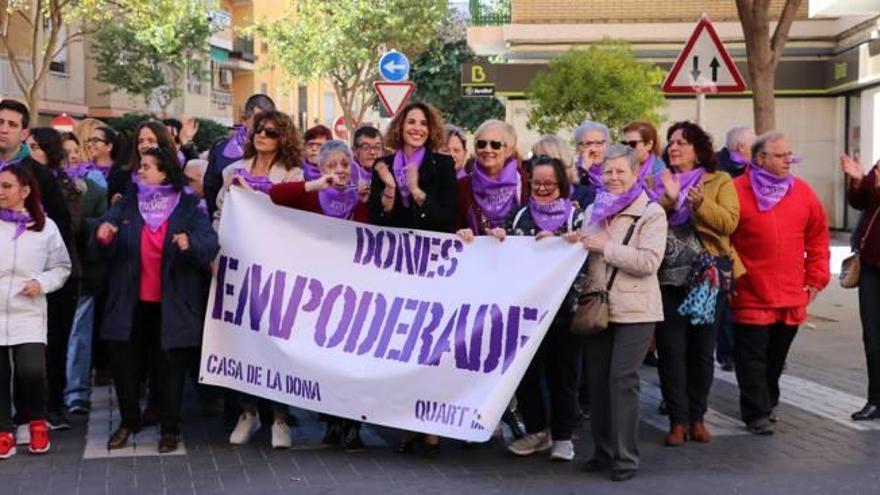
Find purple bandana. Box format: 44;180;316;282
0;208;32;239
729;150;749;169
590;182;644;226
577;156;603;189
318;184;359;219
222;125;248;160
301;159;322;181
137;183;180;232
749;164;793;212
0;157;22;171
469;157;520;231
176;149;186;166
353;161;372;185
639;155;659;200
651;168;705;226
393;147;426;207
233;167;273;194
529;197;572;232
456;166;468;179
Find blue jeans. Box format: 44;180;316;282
64;296;95;406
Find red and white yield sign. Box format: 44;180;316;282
662;16;746;94
374;81;416;116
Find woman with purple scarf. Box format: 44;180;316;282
0;164;71;459
458;156;583;461
214;111;304;230
652;121;742;447
454;120;527;241
579;144;667;481
573;120;610;193
302;125;333;182
93;147;218;454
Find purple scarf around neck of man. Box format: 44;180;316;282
392;147;426;207
469;157;520;231
749;164;793;212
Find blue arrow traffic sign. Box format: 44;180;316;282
378;50;410;82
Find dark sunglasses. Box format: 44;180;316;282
620;140;643;148
476;139;504;151
255;126;281;139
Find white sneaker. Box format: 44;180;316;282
507;431;551;456
229;413;261;445
271;421;291;449
550;440;575;461
15;424;29;446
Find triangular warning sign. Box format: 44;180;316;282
374;81;416;116
662;16;746;94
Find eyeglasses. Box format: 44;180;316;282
760;151;801;164
357;144;383;153
86;137;108;145
255;126;281;139
530;180;558;190
577;140;605;149
621;140;643;148
476;139;504;151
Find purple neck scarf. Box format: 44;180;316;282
301;159;322;181
233;167;273;195
176;149;186;166
469;158;520;231
318;184;359;219
590;182;644;226
729;150;749;169
577;156;603;189
0;208;32;239
222;125;248;160
393;147;426;207
456;165;468;179
749;164;793;212
353;161;372;185
529;197;572;232
137;183;180;232
640;155;659;201
651;168;705;227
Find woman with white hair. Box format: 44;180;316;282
455;119;528;241
573;120;610;191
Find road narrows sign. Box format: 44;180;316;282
663;16;746;94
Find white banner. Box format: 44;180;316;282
200;189;586;441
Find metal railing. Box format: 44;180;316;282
230;38;255;63
469;0;511;26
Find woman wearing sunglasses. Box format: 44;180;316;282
454;120;528;241
214;111;303;229
369;101;458;234
621;120;666;186
215;110;303;449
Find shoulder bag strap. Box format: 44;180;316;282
859;205;880;251
605;216;641;291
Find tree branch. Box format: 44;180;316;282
770;0;802;65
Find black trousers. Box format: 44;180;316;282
655;286;720;425
109;302;195;435
585;322;654;471
734;322;798;424
516;320;583;441
1;344;47;433
46;278;78;413
859;265;880;405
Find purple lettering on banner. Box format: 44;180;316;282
356;293;387;355
418;236;431;276
272;275;308;340
437;239;462;277
353;227;364;264
503;306;521;374
343;291;374;353
453;304;478;371
233;266;251;325
301;279;325;312
388;300;430;362
212;255;229;320
248;264;275;331
482;305;505;373
416;303;443;365
394;233;415;274
268;271;286;337
316;285;356;348
373;297;405;358
424;309;457;366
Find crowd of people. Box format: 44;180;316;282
0;92;877;483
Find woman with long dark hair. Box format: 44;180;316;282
108;121;177;205
95;147;218;453
0;164;71;459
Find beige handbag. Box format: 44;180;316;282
570;217;640;335
841;207;880;289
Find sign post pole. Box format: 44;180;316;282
696;93;706;126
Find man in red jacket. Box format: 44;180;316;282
730;131;830;435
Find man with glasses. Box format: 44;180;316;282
573;121;609;190
730;131;830;435
351;125;383;183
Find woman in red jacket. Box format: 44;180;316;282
730;131;830;435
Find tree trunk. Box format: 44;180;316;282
750;67;776;133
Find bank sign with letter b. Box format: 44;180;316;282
663;15;746;94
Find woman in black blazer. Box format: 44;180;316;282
369;101;458;233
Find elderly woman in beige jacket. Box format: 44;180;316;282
579;144;667;482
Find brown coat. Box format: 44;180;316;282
582;192;667;324
659;170;744;278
